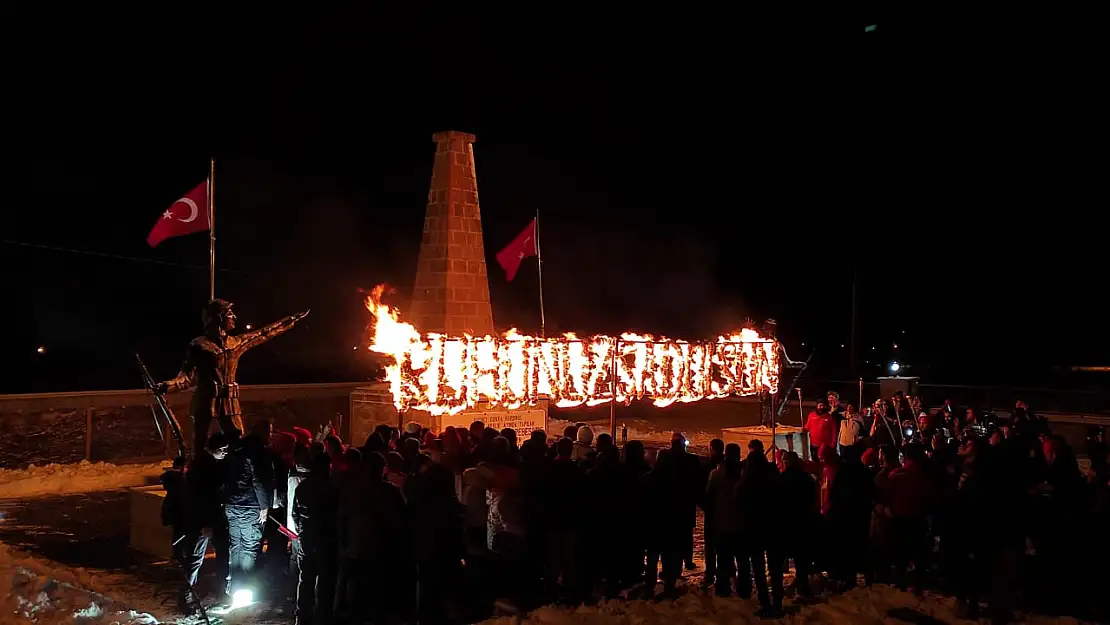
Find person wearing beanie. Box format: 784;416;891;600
291;426;313;448
571;425;595;462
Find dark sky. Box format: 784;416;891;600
6;8;1107;392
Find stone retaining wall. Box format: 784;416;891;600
0;383;366;469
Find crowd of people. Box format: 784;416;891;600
159;393;1109;624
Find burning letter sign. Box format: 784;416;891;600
366;285;780;416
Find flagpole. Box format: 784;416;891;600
207;157;215;301
535;209;546;338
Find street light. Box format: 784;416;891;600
889;361;901;374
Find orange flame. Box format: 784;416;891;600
365;285;780;415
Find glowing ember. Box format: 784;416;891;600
366;285;780;415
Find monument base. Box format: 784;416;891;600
349;384;549;446
129;485;173;559
721;425;810;461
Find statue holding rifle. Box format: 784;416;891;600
154;299;310;455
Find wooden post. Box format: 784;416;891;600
84;407;94;461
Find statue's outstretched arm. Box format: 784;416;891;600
160;349;197;393
239;309;311;351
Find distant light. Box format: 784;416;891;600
901;330;906;334
892;343;899;349
889;361;901;374
871;346;875;350
36;346;45;354
352;345;359;350
840;344;845;348
800;342;806;346
244;324;252;330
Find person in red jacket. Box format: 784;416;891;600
882;444;935;591
804;401;839;460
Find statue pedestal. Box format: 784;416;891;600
721;425;810;461
129;485;173;559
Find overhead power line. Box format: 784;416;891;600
0;239;249;274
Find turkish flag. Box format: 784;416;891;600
495;218;537;281
147;180;210;247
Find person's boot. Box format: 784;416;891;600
178;591;197;617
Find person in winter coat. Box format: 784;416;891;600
286;445;312;597
705;443;743;597
838;404;865;462
584;445;625;597
736;445;784;616
160;457;198;613
778;451;818;597
291;452;337;625
571;425;594;463
222;420;275;597
826;446;874;591
404;453;464;623
643;448;691;599
699;438;726;587
470;437;524;557
882;444;935;591
543;437;586;601
335;451;406;624
189;433;232;595
668;433;702;571
804;401;839;459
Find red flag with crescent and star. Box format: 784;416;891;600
495;218;538;281
147;180;210;247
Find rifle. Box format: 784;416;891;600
136;354;189;460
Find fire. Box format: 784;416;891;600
365;285;780;415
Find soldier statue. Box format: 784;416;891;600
156;299;310;454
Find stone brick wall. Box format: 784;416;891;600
0;383;364;469
409;130;496;336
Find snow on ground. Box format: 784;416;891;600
0;541;283;625
479;585;1088;625
1;541;159;624
0;461;165;500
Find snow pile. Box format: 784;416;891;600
0;461;164;500
480;585;1084;625
0;542;159;624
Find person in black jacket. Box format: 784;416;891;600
160;457;196;613
292;452;337;625
736;445;784;618
190;433;231;592
160;433;231;613
223;420;275;599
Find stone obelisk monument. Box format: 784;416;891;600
350;131;545;440
409;131;496;336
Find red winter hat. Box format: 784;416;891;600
292;427;312;446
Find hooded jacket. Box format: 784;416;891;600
224;434;274;509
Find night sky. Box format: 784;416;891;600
7;8;1106;393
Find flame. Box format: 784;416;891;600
365;285;780;415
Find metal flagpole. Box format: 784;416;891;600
610;339;618;439
208;158;216;301
535;209;546;338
